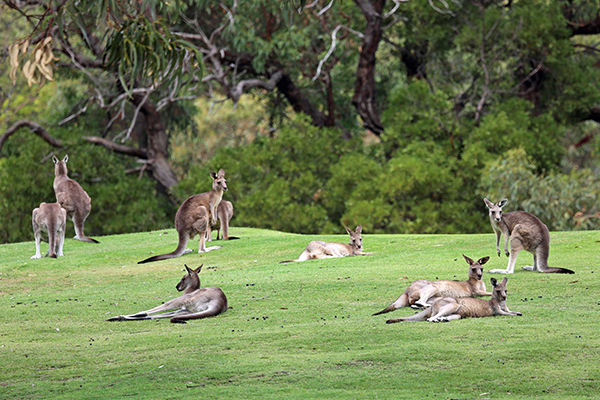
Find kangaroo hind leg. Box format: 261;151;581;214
488;236;523;274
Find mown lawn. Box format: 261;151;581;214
1;227;599;399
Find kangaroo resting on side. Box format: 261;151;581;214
107;264;228;323
138;170;227;264
373;254;492;315
52;155;99;243
386;277;522;323
31;202;67;259
280;225;373;263
208;200;239;241
484;198;574;274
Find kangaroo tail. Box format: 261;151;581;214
386;308;432;324
279;260;298;264
77;235;99;243
223;236;240;240
542;267;575;274
138;231;189;264
373;294;409;316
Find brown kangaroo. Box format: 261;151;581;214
31;202;67;259
484;198;574;274
52;155;99;243
107;264;228;323
280;225;373;263
208;200;239;241
138;170;227;264
373;254;492;315
386;277;522;323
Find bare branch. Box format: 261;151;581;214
0;120;62;153
84;136;147;158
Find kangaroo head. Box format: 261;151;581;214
462;254;489;280
490;277;508;301
52;155;69;177
176;264;202;293
484;198;508;222
210;169;227;192
345;225;363;251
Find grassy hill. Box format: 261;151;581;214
1;227;599;399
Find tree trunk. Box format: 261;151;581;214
352;0;386;136
131;94;179;200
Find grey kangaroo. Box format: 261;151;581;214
138;170;227;264
281;225;373;263
373;254;492;315
386;277;522;323
208;200;239;241
484;198;574;274
107;264;228;323
31;202;67;259
52;155;99;243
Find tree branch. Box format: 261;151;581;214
0;120;62;153
84;136;147;158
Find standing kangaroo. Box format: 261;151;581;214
373;254;492;315
52;155;99;243
208;200;239;241
385;277;522;323
138;170;227;264
107;264;228;323
280;225;373;263
31;202;67;259
484;198;574;274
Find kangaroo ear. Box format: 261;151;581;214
355;225;362;234
501;277;508;286
185;264;193;274
462;254;474;265
210;171;218;179
195;264;203;274
478;256;490;265
483;198;494;209
498;198;508;208
52;155;59;164
344;225;352;235
490;277;498;287
62;155;69;163
218;169;225;177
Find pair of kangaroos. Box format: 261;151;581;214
373;255;521;323
138;169;234;264
31;155;98;258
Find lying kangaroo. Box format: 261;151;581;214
373;254;492;315
484;198;574;274
138;170;227;264
31;202;67;259
52;155;99;243
107;264;228;323
386;277;522;323
208;200;239;241
280;225;373;263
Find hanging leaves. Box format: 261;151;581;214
8;37;59;87
105;15;202;96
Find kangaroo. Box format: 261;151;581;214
208;200;239;241
373;254;492;315
138;170;227;264
386;277;522;323
31;202;67;259
52;155;99;243
107;264;228;323
484;198;574;274
280;225;373;263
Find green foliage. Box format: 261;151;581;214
480;148;600;231
1;228;599;398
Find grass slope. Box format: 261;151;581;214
1;227;599;399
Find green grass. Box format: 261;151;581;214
1;227;599;399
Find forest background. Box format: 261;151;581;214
1;0;599;244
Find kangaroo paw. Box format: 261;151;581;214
487;269;512;274
521;265;534;271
